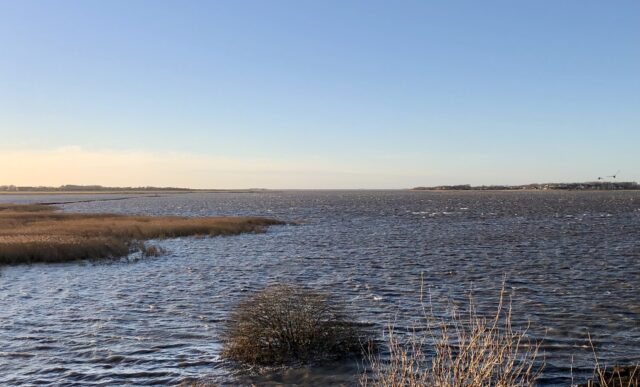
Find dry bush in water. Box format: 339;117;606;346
360;286;542;387
0;203;283;265
140;243;165;257
221;284;367;366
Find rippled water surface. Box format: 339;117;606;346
1;190;639;386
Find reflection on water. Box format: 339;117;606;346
1;191;639;386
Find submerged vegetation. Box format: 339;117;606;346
0;203;283;265
221;284;368;366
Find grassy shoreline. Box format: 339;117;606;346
0;203;284;265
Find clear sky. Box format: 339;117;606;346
1;1;638;189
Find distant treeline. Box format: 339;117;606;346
413;182;640;191
0;184;192;192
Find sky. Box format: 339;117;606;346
0;1;638;189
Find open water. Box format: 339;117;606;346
1;190;639;386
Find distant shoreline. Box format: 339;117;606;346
412;181;640;191
0;185;269;195
3;183;640;193
0;190;267;195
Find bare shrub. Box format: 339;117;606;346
221;284;367;366
361;285;542;387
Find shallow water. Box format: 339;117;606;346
1;190;639;386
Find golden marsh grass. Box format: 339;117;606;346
0;203;284;265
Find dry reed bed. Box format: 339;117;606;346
0;203;284;265
360;286;543;387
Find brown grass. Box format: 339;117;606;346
221;284;368;366
360;285;542;387
0;203;284;265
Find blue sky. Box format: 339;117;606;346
1;1;638;188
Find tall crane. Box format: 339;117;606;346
607;170;621;179
598;170;620;180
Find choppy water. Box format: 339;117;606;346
1;190;639;386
